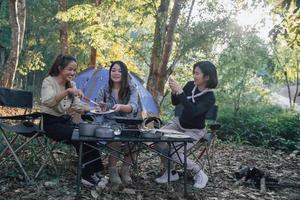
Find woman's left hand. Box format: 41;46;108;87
67;88;84;98
112;104;123;112
83;105;91;113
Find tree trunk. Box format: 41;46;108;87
168;0;195;74
0;0;26;88
0;47;5;67
58;0;69;55
89;47;97;67
147;0;183;105
89;0;102;68
293;60;299;105
284;70;292;107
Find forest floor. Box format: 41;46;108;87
0;108;300;200
0;141;299;200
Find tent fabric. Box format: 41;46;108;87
74;68;159;117
75;67;97;91
79;68;109;103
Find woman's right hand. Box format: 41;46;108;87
169;77;183;95
67;88;83;98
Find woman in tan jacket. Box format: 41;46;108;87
41;54;106;187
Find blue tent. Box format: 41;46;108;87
74;68;159;117
75;67;97;90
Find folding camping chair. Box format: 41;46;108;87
0;87;56;181
186;105;221;176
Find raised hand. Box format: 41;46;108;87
169;77;183;95
67;88;84;98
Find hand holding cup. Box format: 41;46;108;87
99;101;108;112
168;76;183;95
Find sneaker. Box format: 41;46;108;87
120;165;132;185
193;170;208;189
109;167;122;185
92;172;108;188
93;172;108;182
81;173;108;188
155;170;179;184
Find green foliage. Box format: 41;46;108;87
23;1;60;68
271;39;300;83
18;51;46;75
218;103;300;152
268;0;300;85
0;0;298;117
0;0;10;49
269;0;300;48
56;1;155;73
218;29;272;112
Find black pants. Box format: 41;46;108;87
43;114;103;178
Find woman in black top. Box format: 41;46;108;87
155;61;218;189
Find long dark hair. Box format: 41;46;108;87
193;61;218;89
108;61;130;102
49;54;77;89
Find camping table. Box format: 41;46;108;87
72;132;195;199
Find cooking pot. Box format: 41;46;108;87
79;122;98;136
94;127;114;138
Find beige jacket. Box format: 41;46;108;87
41;76;86;116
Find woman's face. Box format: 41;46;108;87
193;66;207;87
60;61;77;82
110;64;122;83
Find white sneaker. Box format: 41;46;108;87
155;170;179;184
81;173;108;188
193;170;208;189
92;172;108;189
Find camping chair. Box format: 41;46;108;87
0;87;56;181
186;105;221;176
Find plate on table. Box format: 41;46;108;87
163;133;191;139
90;109;115;115
156;129;184;135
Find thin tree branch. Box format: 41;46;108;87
273;45;293;107
119;35;150;67
161;0;182;74
167;0;195;76
293;59;299;105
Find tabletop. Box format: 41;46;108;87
71;129;195;143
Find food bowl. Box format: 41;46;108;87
79;122;99;136
94;127;114;138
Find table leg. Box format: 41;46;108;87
134;142;141;198
76;141;83;200
167;142;171;183
184;142;187;198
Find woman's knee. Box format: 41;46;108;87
154;142;169;155
108;142;121;149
